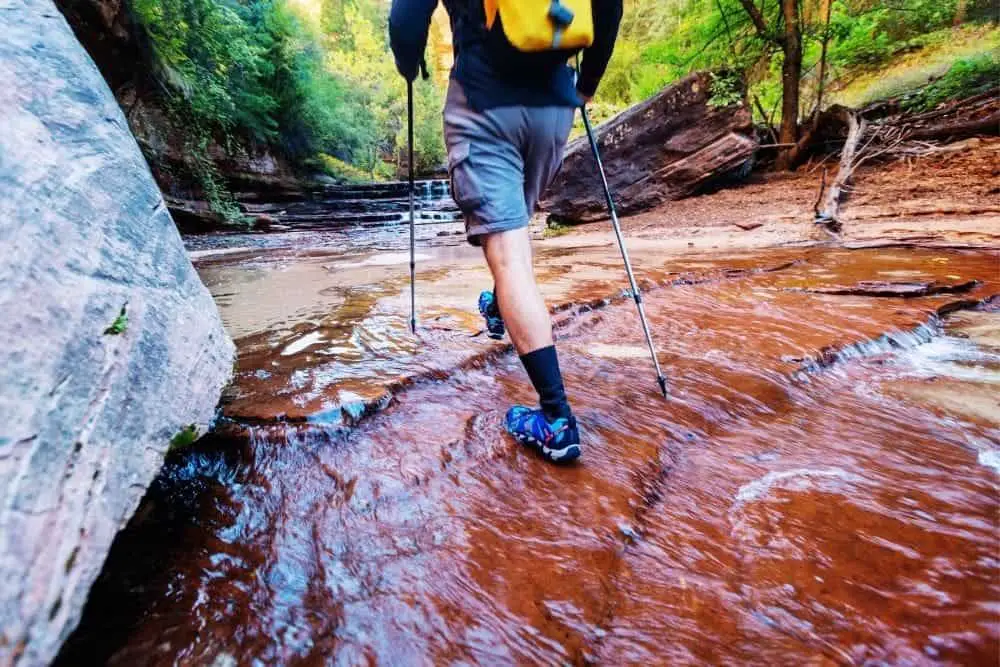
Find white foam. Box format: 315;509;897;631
735;468;865;505
586;344;650;359
333;252;432;269
281;331;326;356
976;448;1000;475
188;247;256;260
896;337;1000;384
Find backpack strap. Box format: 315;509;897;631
549;1;574;48
483;0;498;29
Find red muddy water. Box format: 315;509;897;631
58;238;999;666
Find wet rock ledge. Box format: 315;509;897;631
0;2;234;665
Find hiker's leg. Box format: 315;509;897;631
481;227;573;424
499;104;578;426
480;227;552;354
468;101;574;356
442;81;578;460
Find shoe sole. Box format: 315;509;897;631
507;429;581;464
484;320;505;339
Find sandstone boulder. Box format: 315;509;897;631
0;2;234;664
541;72;758;223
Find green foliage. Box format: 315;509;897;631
543;219;574;238
833;24;1000;107
827;10;893;67
824;0;967;68
599;38;643;105
131;0;359;217
132;0;277;142
901;53;1000;111
312;153;373;183
184;129;248;224
323;0;399;173
625;0;775;100
603;0;995;125
265;2;371;161
407;67;448;174
103;305;128;335
130;0;426;203
708;71;743;108
169;424;200;452
131;0;376;159
129;0;994;195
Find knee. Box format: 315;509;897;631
483;229;531;276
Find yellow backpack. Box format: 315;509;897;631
483;0;594;52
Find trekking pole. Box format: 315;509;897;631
407;61;429;335
580;105;668;398
407;77;417;334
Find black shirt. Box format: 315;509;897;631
389;0;623;111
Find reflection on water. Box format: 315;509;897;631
58;243;999;666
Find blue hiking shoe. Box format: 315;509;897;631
478;290;505;340
505;406;581;464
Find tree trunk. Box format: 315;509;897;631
784;0;833;168
775;0;802;170
954;0;968;25
814;0;833;116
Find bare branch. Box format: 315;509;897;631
816;111;866;227
813;167;827;217
753;94;779;144
812;0;834;117
736;0;772;39
715;0;740;59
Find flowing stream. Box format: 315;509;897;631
57;191;999;665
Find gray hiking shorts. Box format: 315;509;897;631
443;80;575;246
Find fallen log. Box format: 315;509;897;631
541;71;758;223
905;109;1000;142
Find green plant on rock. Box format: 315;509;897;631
186;130;248;225
543;219;574;239
103;305;128;335
168;424;200;453
708;71;744;108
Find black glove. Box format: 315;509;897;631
395;57;419;82
396;57;430;83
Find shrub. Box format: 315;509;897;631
310;153;373;184
902;53;1000;111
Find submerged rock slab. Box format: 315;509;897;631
541;71;758;223
0;2;234;664
805;279;981;298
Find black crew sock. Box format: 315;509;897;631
519;345;572;421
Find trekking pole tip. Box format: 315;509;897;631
657;376;668;399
